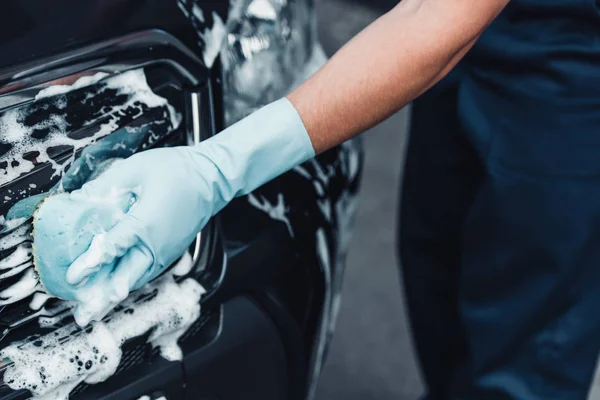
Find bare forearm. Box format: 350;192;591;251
288;0;508;153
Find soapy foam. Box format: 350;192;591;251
169;250;196;277
0;268;42;306
38;302;76;328
2;253;205;399
0;243;31;269
33;185;140;324
0;260;33;279
0;68;182;314
200;12;228;68
248;193;293;237
0;224;31;251
310;228;332;386
0;67;200;398
176;0;190;18
247;0;278;20
3;320;121;397
29;292;52;311
37;186;149;325
66;234;117;287
72;273;131;328
34;73;109;100
292;143;361;400
178;0;251;68
192;4;205;22
0;68;181;185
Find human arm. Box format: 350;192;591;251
289;0;508;153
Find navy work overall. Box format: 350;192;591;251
400;1;600;399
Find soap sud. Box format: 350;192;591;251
176;0;190;18
71;269;130;328
247;0;278;20
38;302;76;329
293;144;361;400
0;68;181;184
34;73;109;100
170;249;196;277
0;225;31;251
200;12;228;68
333;140;361;256
2;321;121;398
0;66;200;398
248;193;293;237
2;252;205;399
0;243;31;269
66;234;118;288
177;0;251;68
0;67;182;315
50;186;146;326
29;292;52;311
310;228;332;387
192;3;205;22
49;187;143;326
0;260;33;279
228;0;251;23
0;268;42;306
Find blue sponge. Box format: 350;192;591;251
33;191;133;300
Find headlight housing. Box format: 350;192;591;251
221;0;315;126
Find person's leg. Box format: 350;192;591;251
399;72;484;399
447;91;600;400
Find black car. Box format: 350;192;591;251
0;1;362;399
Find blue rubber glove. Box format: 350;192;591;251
33;98;314;324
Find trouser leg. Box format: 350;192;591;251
399;76;484;400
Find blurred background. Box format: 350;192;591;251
314;1;424;399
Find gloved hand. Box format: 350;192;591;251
33;98;314;325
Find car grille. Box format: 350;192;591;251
0;29;220;399
0;68;190;349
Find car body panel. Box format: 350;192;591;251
0;0;223;72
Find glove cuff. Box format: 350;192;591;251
192;98;316;204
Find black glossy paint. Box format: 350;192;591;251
0;0;228;71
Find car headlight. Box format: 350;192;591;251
221;0;315;126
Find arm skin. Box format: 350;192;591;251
288;0;509;154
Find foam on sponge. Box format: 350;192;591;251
33;187;134;302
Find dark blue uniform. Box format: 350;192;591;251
400;2;600;399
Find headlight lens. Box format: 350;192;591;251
221;0;315;126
